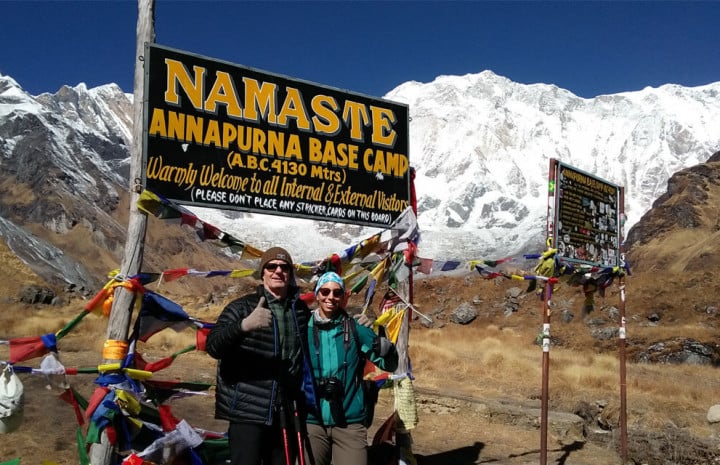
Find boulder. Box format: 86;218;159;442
18;285;56;305
450;302;478;325
707;404;720;423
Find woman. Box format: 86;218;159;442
305;272;398;465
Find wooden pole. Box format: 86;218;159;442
618;273;628;463
539;158;558;465
89;1;154;464
618;186;628;463
539;279;555;465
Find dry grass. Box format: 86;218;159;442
0;241;46;289
0;178;37;206
409;317;719;439
405;271;720;445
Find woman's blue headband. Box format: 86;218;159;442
315;272;345;295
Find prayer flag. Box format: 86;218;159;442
134;292;192;342
59;388;85;426
136;190;182;220
159;268;190;282
159;404;180;432
440;260;462;271
417;258;433;274
9;333;56;363
195;327;210;352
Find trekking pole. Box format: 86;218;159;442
278;401;292;465
292;400;306;465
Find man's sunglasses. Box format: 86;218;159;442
264;263;291;273
318;288;344;298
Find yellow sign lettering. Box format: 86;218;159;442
164;58;205;110
243;77;277;124
204;71;242;117
277;87;310;130
311;95;340;135
370;106;397;147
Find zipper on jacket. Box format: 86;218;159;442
265;308;280;425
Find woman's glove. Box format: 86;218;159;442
372;336;394;357
241;297;272;332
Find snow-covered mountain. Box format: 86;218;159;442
0;70;719;276
385;71;720;259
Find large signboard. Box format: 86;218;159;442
548;159;622;267
142;44;410;228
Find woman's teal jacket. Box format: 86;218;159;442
306;311;399;426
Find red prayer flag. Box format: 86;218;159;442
417;258;433;275
142;355;175;373
372;412;397;446
329;253;342;275
299;291;316;306
133;352;149;371
59;388;85;426
85;387;110;420
363;359;379;378
410;168;417;215
403;241;418;265
180;212;198;228
134;352;174;372
9;336;48;363
106;425;117;445
201;222;222;240
159;404;180;432
196;327;210;352
160;268;190;282
122;454;145;465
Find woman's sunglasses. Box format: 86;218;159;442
317;288;344;298
264;263;291;273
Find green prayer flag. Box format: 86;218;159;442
76;427;90;465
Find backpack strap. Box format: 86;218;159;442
345;316;364;357
345;315;370;383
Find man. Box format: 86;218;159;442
206;247;310;465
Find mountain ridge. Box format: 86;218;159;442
0;70;719;288
386;71;720;259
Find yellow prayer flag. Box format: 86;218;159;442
229;269;255;278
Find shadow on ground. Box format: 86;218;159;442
507;441;586;465
414;441;484;465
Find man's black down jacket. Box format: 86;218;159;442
205;285;310;425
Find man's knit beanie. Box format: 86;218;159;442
258;247;294;275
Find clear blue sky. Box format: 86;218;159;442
2;1;718;99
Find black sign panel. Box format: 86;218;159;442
553;162;621;267
142;44;410;227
